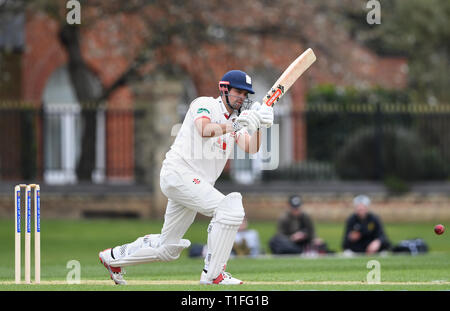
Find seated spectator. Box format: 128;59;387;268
342;195;391;255
269;195;331;255
189;217;262;258
232;217;263;257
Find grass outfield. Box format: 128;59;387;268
0;218;449;291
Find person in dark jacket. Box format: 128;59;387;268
342;195;391;255
270;195;329;255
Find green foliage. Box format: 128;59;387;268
384;175;410;195
420;148;450;180
335;126;449;181
307;84;410;106
262;161;337;181
342;0;450;103
306;84;410;163
306;85;449;182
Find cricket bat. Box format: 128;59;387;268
262;48;316;108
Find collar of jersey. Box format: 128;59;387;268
217;97;234;120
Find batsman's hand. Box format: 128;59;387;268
257;105;274;128
249;101;274;128
236;110;261;134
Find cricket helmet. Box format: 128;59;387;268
219;70;255;94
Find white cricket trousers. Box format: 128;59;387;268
159;165;225;245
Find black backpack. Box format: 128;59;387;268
392;238;429;255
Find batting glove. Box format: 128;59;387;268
236;110;260;134
257;105;274;128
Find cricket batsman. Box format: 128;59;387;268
99;70;274;285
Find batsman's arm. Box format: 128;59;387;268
194;117;262;154
235;128;262;154
194;117;235;138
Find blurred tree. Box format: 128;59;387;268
334;0;450;104
11;0;352;180
4;0;423;180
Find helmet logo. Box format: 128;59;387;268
246;74;252;85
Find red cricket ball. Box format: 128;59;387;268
434;224;445;235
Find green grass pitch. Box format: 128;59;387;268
0;218;449;291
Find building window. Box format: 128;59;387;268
42;65;102;184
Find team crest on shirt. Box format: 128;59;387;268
192;178;201;184
197;108;210;114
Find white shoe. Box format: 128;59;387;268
199;270;243;285
342;249;355;257
99;248;127;285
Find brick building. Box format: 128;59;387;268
0;6;407;186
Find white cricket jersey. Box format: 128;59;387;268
162;96;241;185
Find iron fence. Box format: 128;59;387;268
1;101;450;185
0;102;148;184
262;103;450;182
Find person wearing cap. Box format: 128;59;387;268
99;70;274;286
269;195;322;255
342;195;391;255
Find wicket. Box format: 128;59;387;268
14;184;40;284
